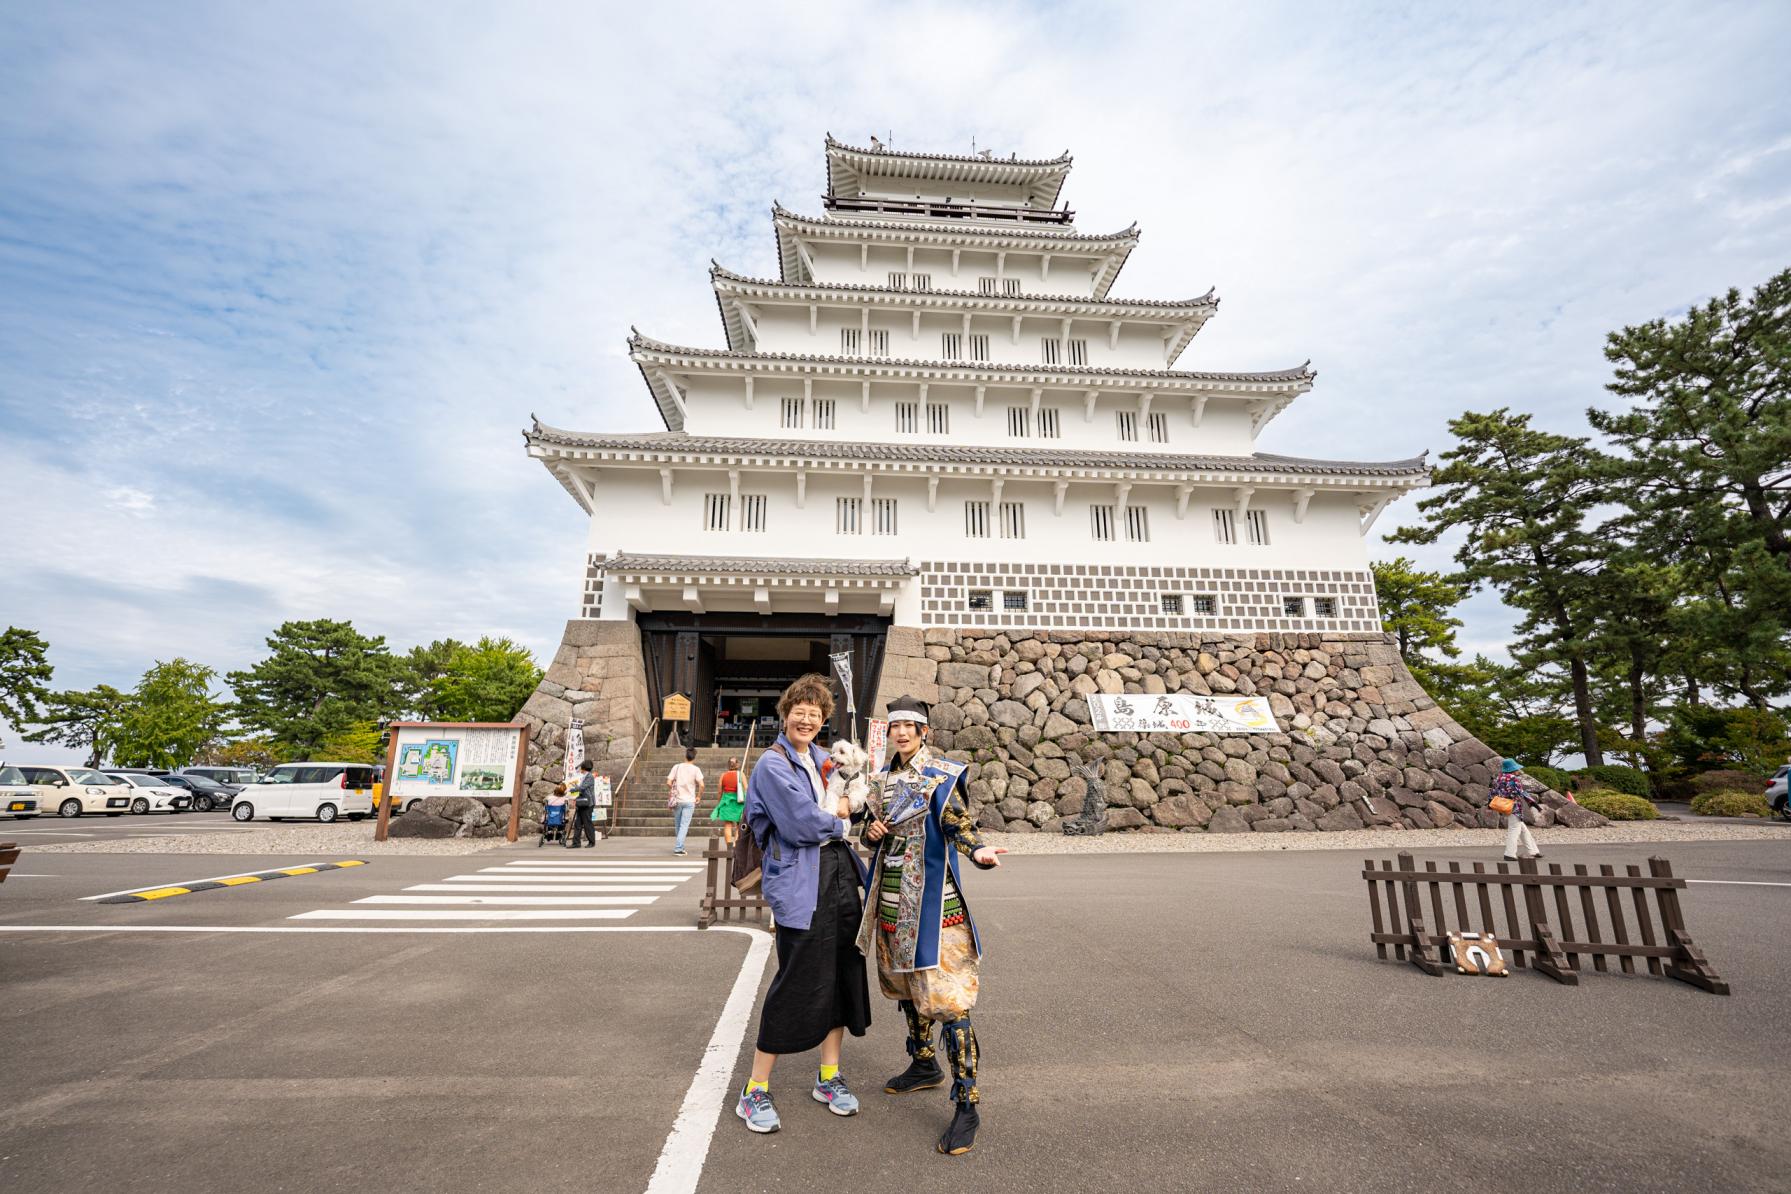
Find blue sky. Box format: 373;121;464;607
4;2;1790;758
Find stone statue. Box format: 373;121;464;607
1061;758;1108;836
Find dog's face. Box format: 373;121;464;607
829;739;868;774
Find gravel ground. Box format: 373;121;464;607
24;824;510;856
982;820;1791;854
24;819;1790;857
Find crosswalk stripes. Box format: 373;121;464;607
288;856;706;922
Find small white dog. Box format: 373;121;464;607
826;739;872;816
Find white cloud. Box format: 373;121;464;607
1;0;1788;722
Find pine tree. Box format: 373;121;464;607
1389;409;1610;764
227;620;403;759
24;685;127;766
0;626;54;749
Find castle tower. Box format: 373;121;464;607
513;137;1577;836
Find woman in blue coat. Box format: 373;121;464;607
735;673;871;1135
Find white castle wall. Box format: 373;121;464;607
677;374;1261;455
806;241;1102;299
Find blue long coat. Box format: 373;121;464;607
744;735;868;931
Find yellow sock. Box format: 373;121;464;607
745;1079;768;1094
819;1064;839;1082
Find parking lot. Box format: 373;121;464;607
1;809;271;847
2;834;1788;1193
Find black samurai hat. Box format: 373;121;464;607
885;694;930;726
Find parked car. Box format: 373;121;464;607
1;765;42;818
104;772;192;814
157;772;235;812
231;762;376;824
8;764;132;817
1767;764;1788;809
180;766;258;789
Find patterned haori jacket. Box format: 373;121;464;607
854;745;994;972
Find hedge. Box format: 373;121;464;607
1575;791;1659;821
1688;790;1772;818
1577;763;1652;797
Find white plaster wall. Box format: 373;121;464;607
679;374;1259;456
580;467;1382;621
851;176;1034;207
748;302;1180;372
806;240;1101;299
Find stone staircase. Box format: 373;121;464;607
606;746;754;838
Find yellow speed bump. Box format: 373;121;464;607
100;860;368;904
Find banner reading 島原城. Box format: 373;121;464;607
1086;693;1280;735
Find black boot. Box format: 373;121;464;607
886;1054;944;1093
887;1000;945;1093
937;1101;980;1156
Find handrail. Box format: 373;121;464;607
610;717;659;831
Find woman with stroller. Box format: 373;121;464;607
735;674;870;1136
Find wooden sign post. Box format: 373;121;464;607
662;692;691;746
375;720;532;843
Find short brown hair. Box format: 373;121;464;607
777;672;835;721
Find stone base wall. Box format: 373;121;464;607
513;619;651;832
873;628;1604;834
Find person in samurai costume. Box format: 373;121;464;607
858;693;1007;1156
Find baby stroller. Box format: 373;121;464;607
540;801;570;847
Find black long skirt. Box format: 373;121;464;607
756;841;872;1054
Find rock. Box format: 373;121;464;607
1095;670;1124;694
938;662;991;689
1222;758;1256;785
1316;805;1365;832
930;702;965;732
1252;817;1294;832
388;812;458;839
1127;778;1156;808
1042;712;1079;739
990;700;1031;728
976;806;1006;831
1553;801;1607;829
1152;794;1212;828
1025;800;1055;825
1003;819;1037;834
1104;806;1146;830
1206;806;1252;833
998;796;1028;820
1011;672;1046;701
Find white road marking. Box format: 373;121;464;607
1686;879;1791;887
80;861;354;901
3;830;96;836
0;924;760;936
405;884;680;893
353;895;657;906
478;871;697;879
498;859;704;867
288;909;636;921
441;874;684;884
645;926;774;1194
5;873;58;877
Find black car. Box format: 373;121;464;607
157;772;235;812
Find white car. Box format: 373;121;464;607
1768;765;1788;812
231;762;375;824
9;764;133;817
105;773;192;815
1;765;42;819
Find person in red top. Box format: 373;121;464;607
712;756;745;845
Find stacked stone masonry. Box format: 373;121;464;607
511;619;651;836
871;628;1604;834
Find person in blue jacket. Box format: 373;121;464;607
735;672;870;1135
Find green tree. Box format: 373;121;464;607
1430;654;1581;766
1371;557;1466;692
0;626;55;749
227;620;403;759
112;659;230;769
23;685;127;767
192;738;282;770
427;637;543;723
1584;552;1681;773
399;638;467;719
314;720;385;766
1592;268;1791;707
1388;409;1610;764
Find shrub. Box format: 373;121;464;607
1576;791;1659;821
1578;763;1652;798
1525;764;1573;793
1688;790;1772;818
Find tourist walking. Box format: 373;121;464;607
860;694;1007;1157
735;673;871;1136
666;747;705;856
1493;758;1542;861
711;755;744;845
571;759;598;848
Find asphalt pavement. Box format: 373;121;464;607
1;808;282;845
1;836;1787;1193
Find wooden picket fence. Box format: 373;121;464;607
698;833;769;929
0;841;18;886
1363;852;1729;994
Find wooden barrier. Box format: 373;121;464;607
1363;852;1729;994
0;841;18;886
698;832;768;929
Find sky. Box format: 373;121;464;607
3;1;1790;760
